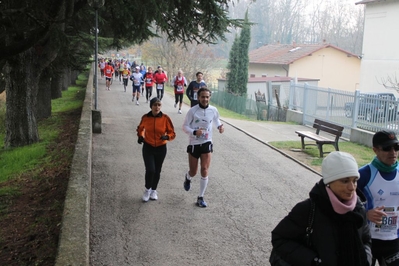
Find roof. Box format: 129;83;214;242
355;0;385;4
218;76;319;83
249;43;359;65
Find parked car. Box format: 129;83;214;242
344;92;397;122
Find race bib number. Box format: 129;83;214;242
196;128;209;140
374;208;398;234
157;84;163;90
193;89;199;100
134;80;140;86
146;79;152;84
177;85;183;92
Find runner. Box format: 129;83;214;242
104;61;114;91
143;67;155;103
121;64;131;92
130;66;143;105
137;97;176;202
171;70;187;114
182;87;224;207
153;66;168;101
186;71;206;107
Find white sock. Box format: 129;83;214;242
186;171;193;180
199;176;208;197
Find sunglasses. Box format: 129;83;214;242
381;145;399;152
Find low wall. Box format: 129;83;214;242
55;67;93;266
350;127;374;148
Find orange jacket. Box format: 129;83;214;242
137;111;176;147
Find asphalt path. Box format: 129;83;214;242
89;78;321;265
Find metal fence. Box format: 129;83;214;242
211;82;399;139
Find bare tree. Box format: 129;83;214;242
141;37;216;84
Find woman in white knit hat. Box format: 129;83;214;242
271;151;372;266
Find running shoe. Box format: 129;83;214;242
196;197;207;208
150;190;158;200
174;103;177;108
132;97;134;102
142;189;151;202
184;174;191;191
136;101;139;105
178;110;182;114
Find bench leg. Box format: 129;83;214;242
317;143;324;157
300;136;305;150
334;143;339;151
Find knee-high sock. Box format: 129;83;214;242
199;176;208;197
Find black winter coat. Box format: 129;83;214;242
271;179;372;266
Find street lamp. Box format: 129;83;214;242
88;0;105;110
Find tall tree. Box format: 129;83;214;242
226;10;251;96
226;35;240;93
237;10;251;95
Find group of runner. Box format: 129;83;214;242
98;59;207;113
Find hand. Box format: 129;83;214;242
137;136;144;144
218;124;224;133
367;206;387;224
160;135;169;140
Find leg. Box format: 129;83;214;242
151;145;167;190
188;153;199;177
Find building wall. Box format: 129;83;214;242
247;63;287;78
359;0;399;97
288;48;361;91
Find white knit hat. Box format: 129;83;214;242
322;151;360;184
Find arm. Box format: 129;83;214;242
186;82;193;100
182;109;195;136
271;199;318;265
164;115;176;141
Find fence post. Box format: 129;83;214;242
352;90;360;128
302;83;309;125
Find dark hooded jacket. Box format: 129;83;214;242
271;179;372;266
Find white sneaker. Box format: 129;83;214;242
174;103;177;108
132;97;134;102
142;189;151;202
150;190;158;200
178;110;182;114
136;101;139;105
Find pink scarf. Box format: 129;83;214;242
326;187;357;214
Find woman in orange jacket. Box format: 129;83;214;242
136;97;176;202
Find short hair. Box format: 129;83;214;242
196;71;203;77
197;87;211;98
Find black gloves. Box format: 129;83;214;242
160;135;169;140
137;136;144;144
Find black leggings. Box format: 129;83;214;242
372;238;399;266
156;84;164;100
142;143;167;190
175;94;183;104
145;86;152;100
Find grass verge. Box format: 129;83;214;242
0;73;87;265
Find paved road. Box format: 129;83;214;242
89;78;321;265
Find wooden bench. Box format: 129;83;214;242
295;119;344;157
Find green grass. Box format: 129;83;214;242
0;73;87;188
269;140;375;168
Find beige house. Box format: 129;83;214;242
248;43;361;91
356;0;399;96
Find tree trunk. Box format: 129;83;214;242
37;67;52;120
51;71;63;99
4;49;40;148
63;66;71;91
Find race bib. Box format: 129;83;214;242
157;84;163;90
177;85;183;92
134;80;140;86
196;128;209;140
375;208;399;234
146;79;152;84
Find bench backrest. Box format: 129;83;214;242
312;119;344;138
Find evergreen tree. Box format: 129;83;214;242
226;10;251;95
237;10;251;95
226;34;240;94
